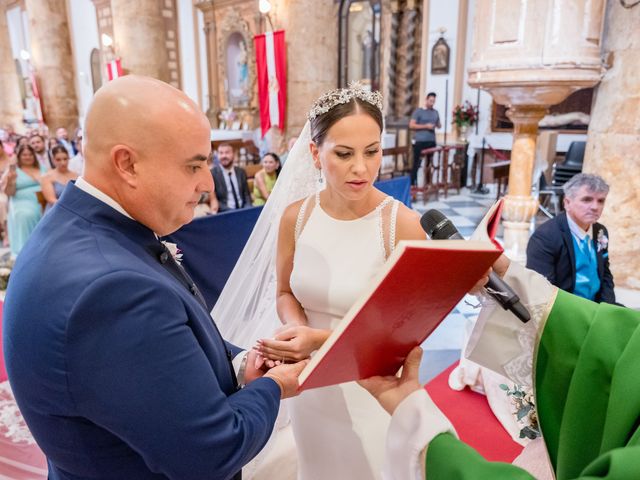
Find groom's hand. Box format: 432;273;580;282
243;350;269;384
265;360;309;399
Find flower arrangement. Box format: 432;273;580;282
452;101;479;128
500;383;540;440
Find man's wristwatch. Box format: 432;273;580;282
237;352;249;388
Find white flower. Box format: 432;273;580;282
161;241;183;265
596;229;608;252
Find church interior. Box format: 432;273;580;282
0;0;639;477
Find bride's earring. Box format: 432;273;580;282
317;169;324;185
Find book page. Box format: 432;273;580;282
470;199;503;248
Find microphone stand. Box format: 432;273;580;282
473;136;490;194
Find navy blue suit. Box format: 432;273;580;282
526;212;616;304
3;184;280;479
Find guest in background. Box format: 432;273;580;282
409;92;441;186
41;145;78;210
47;137;60;151
526;173;616;304
68;129;85;175
29;134;51;170
279;136;298;167
55;127;77;156
16;136;29;150
211;143;252;212
1;145;45;256
0;141;10;246
252;152;281;206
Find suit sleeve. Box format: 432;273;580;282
66;271;281;479
597;226;616;304
525;229;558;285
241;170;252;207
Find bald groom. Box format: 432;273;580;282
3;76;305;480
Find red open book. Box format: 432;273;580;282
297;200;504;391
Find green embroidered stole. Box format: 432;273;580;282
426;290;640;479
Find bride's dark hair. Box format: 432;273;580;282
310;98;383;146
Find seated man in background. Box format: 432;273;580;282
211;143;252;211
526;173;616;304
361;255;640;479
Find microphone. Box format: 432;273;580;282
420;209;531;323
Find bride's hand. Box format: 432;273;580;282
256;325;331;362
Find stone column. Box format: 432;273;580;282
0;1;24;132
25;0;79;132
584;2;640;289
110;0;170;82
278;0;339;135
195;0;219;127
468;0;606;261
502;105;547;260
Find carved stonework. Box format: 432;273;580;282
584;1;640;289
468;0;606;261
217;9;256;109
197;0;260;128
384;0;421;121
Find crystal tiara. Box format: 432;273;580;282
308;82;383;120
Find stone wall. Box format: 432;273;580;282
25;0;79;132
277;0;339;136
0;0;23;133
584;1;640;289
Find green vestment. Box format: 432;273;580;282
426;290;640;478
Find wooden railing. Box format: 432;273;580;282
411;145;465;201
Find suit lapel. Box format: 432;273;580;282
215;168;228;200
151;241;208;310
559;213;577;289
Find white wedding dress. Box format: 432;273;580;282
287;192;399;480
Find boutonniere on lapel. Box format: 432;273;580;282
161;241;183;265
596;229;608;252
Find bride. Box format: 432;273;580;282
213;84;426;479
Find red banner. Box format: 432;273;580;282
107;58;123;81
254;30;286;137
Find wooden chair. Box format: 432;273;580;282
441;145;465;198
411;146;441;202
381;146;411;179
487;160;511;200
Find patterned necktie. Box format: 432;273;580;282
228;171;241;209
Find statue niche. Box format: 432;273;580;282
217;11;256;110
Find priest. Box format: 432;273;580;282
361;255;640;479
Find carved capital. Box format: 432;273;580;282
506;105;548;135
502;195;538;224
